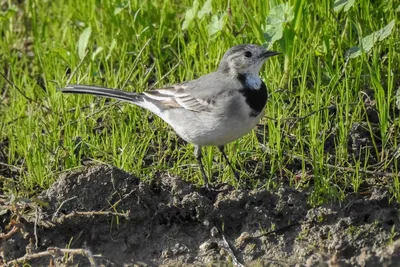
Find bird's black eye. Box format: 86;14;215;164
244;51;252;58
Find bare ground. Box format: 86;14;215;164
1;165;400;266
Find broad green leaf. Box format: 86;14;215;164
267;3;294;25
360;33;376;53
182;0;199;30
346;46;360;58
334;0;355;12
198;0;212;19
264;26;284;46
376;19;395;41
208;12;226;36
263;3;294;48
344;0;355;12
78;26;91;60
347;20;395;58
333;0;347;12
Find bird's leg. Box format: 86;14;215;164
194;145;209;188
218;146;240;182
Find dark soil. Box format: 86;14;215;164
1;165;400;266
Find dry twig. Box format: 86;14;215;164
0;225;20;240
5;247;98;267
52;210;130;224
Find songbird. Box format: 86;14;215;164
61;44;280;188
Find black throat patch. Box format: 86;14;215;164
237;73;268;117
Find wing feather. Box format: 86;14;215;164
143;84;213;112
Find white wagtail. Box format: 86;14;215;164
61;44;280;188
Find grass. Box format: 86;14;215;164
0;0;399;205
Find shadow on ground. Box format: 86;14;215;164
1;165;400;266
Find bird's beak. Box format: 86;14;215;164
261;51;281;58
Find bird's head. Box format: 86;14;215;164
218;44;280;76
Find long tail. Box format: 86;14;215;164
60;84;168;117
60;85;142;103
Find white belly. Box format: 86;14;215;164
165;108;264;146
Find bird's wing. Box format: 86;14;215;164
143;84;212;112
144;72;231;112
